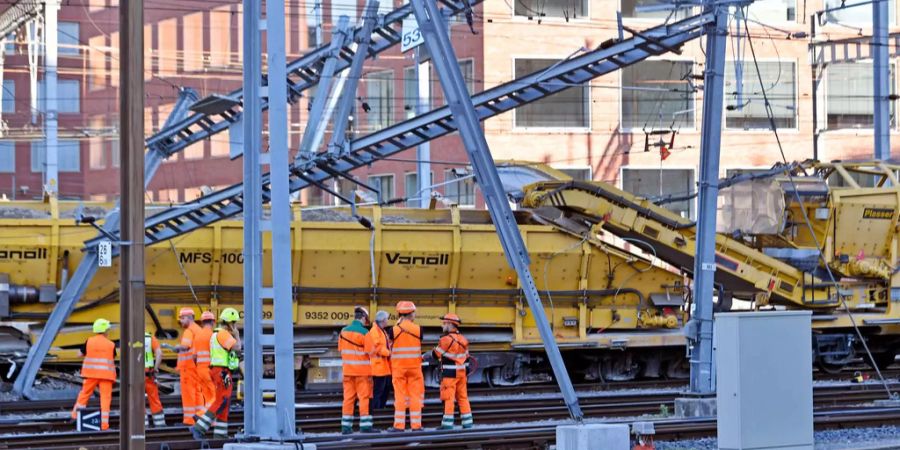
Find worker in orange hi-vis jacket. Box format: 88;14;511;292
193;311;216;416
167;307;203;425
339;306;374;434
433;313;473;429
365;310;392;411
389;301;424;432
144;331;166;428
71;318;116;431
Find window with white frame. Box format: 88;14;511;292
824;0;895;25
404;171;434;200
403;66;417;118
621;0;691;19
2;80;13;113
31;140;81;173
332;0;358;24
59;22;80;55
366;70;394;131
556;166;592;181
725;60;796;129
306;1;320;48
38;79;80;113
0;142;14;173
514;58;589;128
827;62;896;129
622;60;694;130
622;168;694;218
746;0;796;22
515;0;587;19
444;169;476;206
4;33;15;55
368;174;395;200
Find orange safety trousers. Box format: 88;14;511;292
392;366;424;430
71;378;113;430
192;366;233;438
179;366;203;424
145;375;163;414
342;375;372;429
440;376;471;416
196;364;216;415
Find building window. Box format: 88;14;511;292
89;138;106;170
621;60;694;130
404;171;434;201
110;139;120;168
514;58;589;128
444;169;476;206
368;174;395;200
827;62;896;130
38;79;80;113
824;0;895;25
515;0;586;19
747;0;796;22
31;140;81;173
366;70;394;131
332;0;358;24
622;168;694;218
0;142;14;173
2;79;13;113
556;166;592;180
4;33;15;55
725;61;796;130
306;1;320;48
403;66;417;119
209;6;232;68
460;59;475;94
182;12;203;71
58;22;80;55
621;0;691;19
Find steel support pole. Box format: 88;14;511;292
410;0;583;421
240;0;263;437
265;0;298;439
43;0;57;196
415;48;431;207
874;0;890;160
688;3;728;395
327;1;379;158
119;0;145;446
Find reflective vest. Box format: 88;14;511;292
177;322;202;369
210;328;239;370
82;334;116;381
391;320;422;370
339;320;371;377
365;325;391;376
193;326;213;367
144;333;154;369
434;331;469;378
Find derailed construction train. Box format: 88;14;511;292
0;160;898;388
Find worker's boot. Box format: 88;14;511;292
461;413;474;429
359;415;374;433
439;414;454;430
341;426;353;435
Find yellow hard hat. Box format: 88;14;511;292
93;318;111;334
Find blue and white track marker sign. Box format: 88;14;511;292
77;409;101;431
401;16;423;52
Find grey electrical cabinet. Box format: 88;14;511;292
716;311;813;450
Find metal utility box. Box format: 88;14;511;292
716;311;813;450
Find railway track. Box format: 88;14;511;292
1;381;898;449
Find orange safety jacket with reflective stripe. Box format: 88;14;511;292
81;334;116;381
365;324;391;376
193;326;213;367
433;331;469;378
177;322;202;369
339;320;371;377
391;319;422;370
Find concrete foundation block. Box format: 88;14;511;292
556;423;629;450
224;443;315;450
675;397;717;417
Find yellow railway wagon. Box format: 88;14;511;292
0;200;686;386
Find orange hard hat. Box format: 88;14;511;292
396;301;417;314
178;307;195;318
441;313;461;325
200;311;215;321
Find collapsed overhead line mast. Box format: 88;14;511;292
15;5;716;400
